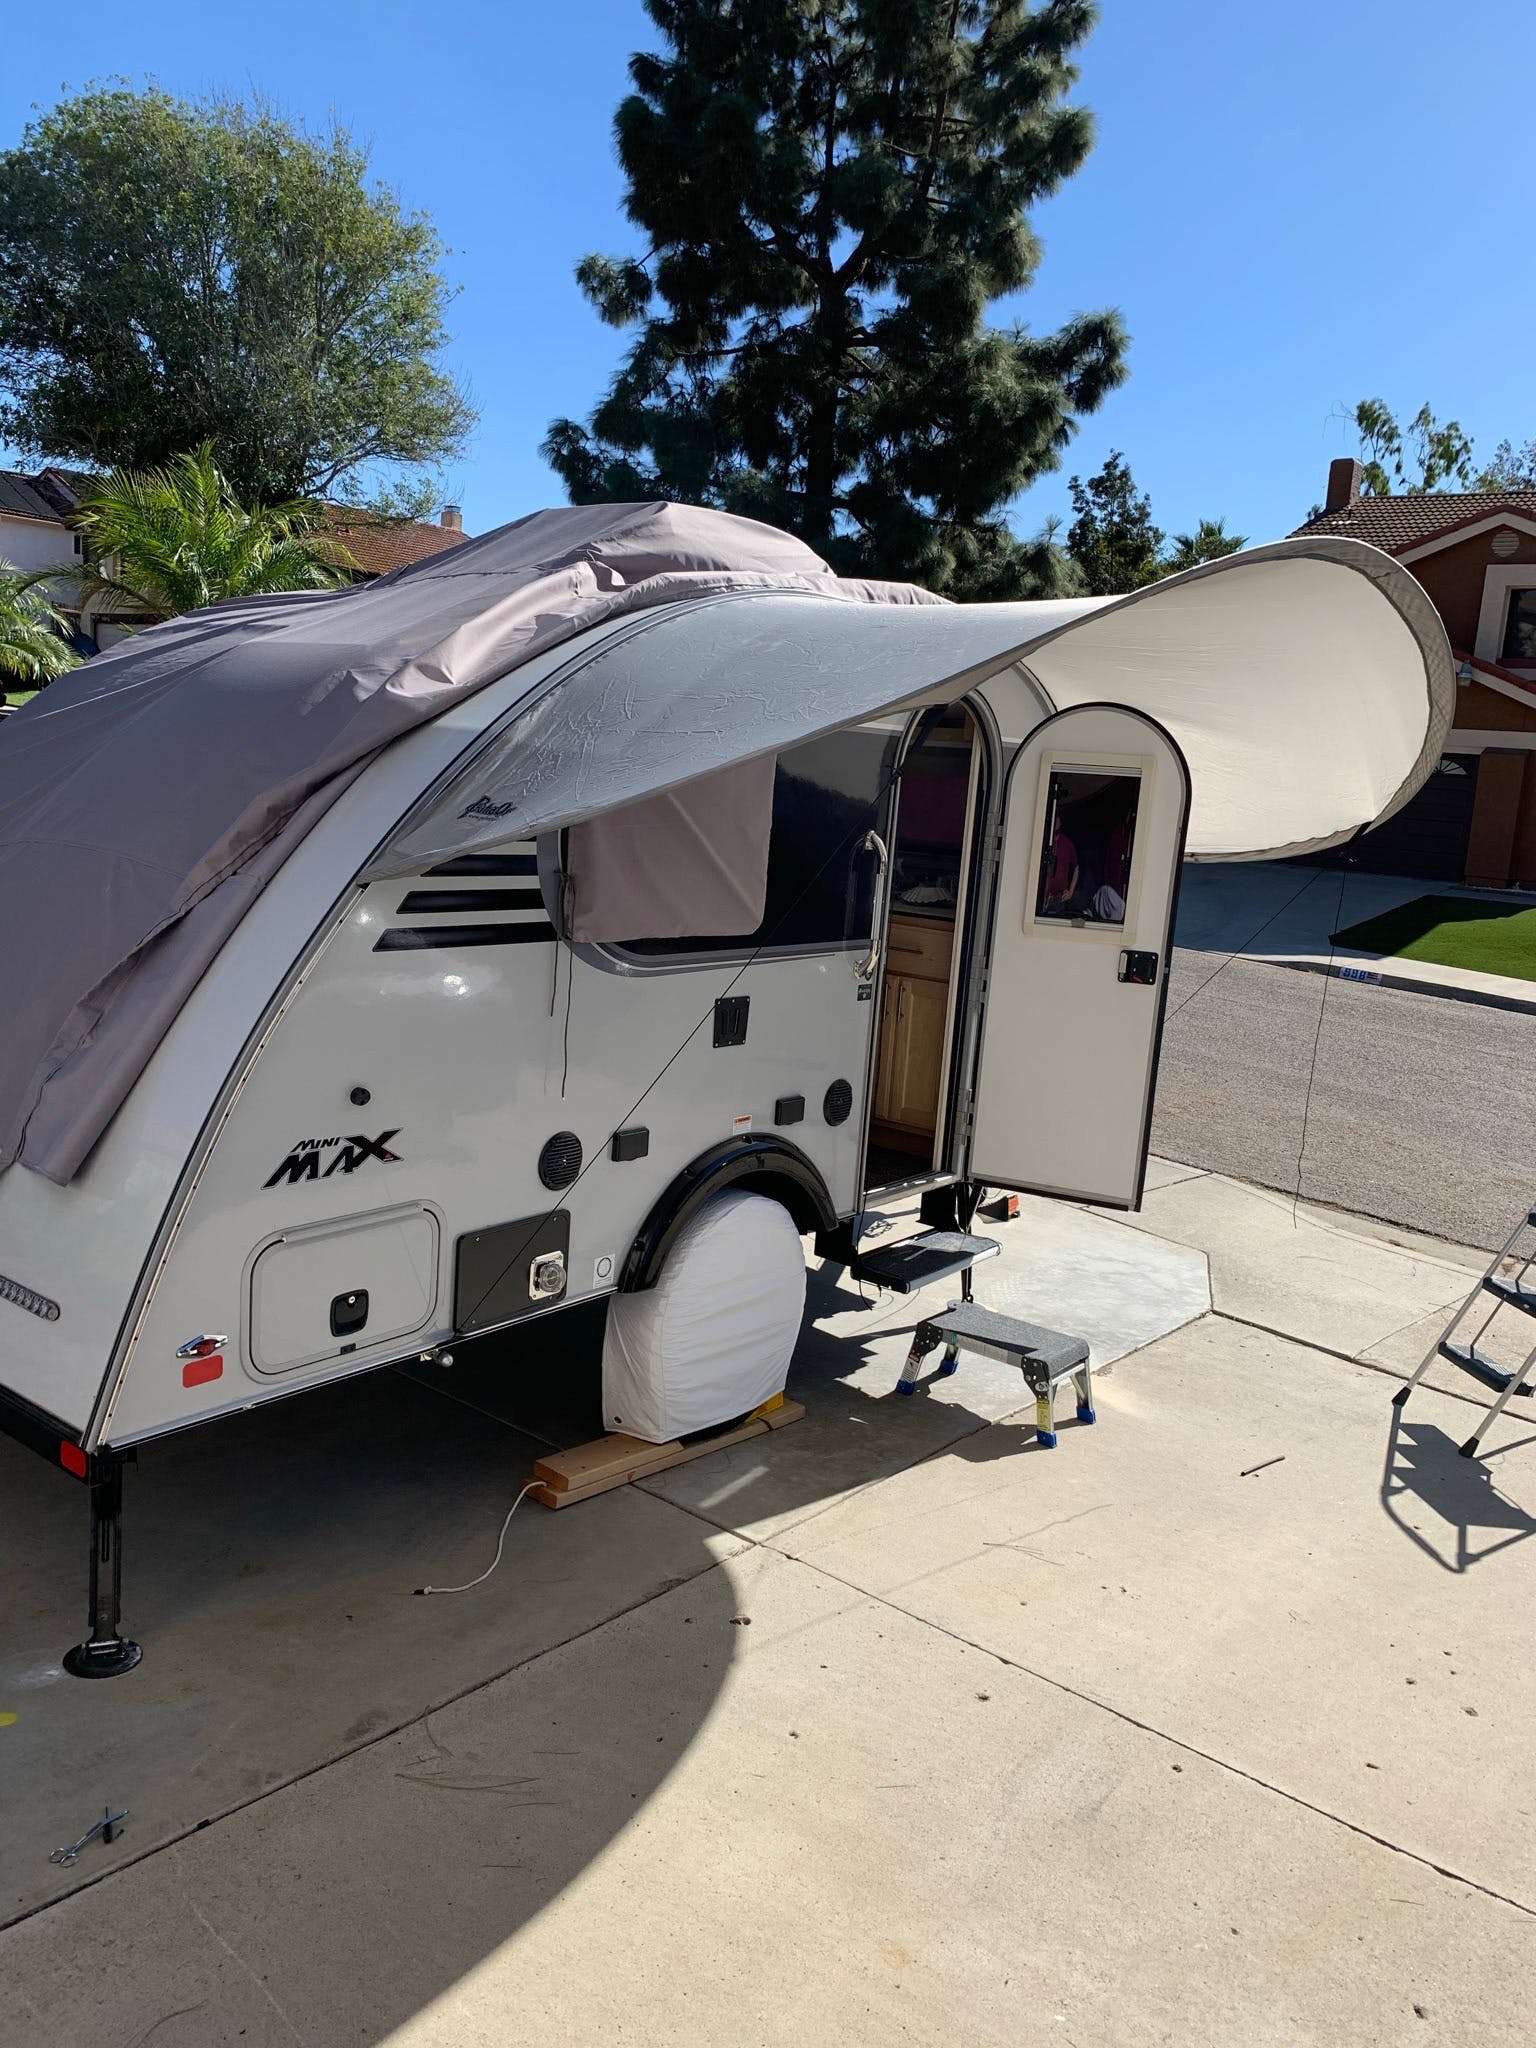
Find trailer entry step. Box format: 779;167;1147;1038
849;1230;1000;1294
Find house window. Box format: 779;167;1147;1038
1501;588;1536;664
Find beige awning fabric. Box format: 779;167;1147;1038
564;756;777;945
376;538;1452;873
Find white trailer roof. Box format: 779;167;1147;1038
378;537;1451;873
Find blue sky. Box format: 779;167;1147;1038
4;2;1531;546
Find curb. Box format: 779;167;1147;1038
1264;954;1536;1018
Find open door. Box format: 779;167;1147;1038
968;703;1189;1208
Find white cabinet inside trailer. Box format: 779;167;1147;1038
247;1204;441;1375
969;704;1189;1208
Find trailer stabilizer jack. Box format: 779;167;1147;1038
62;1459;142;1679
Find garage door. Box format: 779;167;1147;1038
1297;754;1479;882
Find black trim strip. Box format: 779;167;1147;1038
424;853;537;876
396;888;546;915
0;1379;84;1475
374;922;557;952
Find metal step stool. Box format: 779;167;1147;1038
896;1300;1093;1448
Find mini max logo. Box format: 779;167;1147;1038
263;1131;402;1189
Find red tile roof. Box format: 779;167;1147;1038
1;467;472;578
323;510;471;577
1455;648;1536;704
1292;491;1536;552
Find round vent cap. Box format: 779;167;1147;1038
1492;530;1520;558
823;1079;854;1126
538;1131;583;1190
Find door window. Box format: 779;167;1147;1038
1034;769;1141;927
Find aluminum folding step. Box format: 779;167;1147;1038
905;1300;1089;1376
1483;1273;1536;1319
1438;1340;1535;1397
895;1301;1093;1447
848;1229;1000;1295
1395;1196;1536;1460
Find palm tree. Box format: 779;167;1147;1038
1163;518;1248;574
0;564;81;688
73;444;356;623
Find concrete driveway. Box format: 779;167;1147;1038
2;1169;1533;2047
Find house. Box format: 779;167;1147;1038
1293;461;1536;888
0;467;471;660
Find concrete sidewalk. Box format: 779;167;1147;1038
3;1168;1534;2047
1177;861;1536;1011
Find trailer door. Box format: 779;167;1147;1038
967;704;1189;1209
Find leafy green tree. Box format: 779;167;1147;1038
1350;399;1474;496
1163;516;1246;573
545;0;1127;599
0;87;473;503
1477;438;1536;493
74;445;356;622
1065;451;1162;594
0;565;80;686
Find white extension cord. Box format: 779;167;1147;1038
413;1479;545;1596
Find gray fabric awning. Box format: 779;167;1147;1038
374;538;1452;873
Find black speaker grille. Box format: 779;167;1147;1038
823;1079;853;1126
538;1131;583;1190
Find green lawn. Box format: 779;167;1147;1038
1332;894;1536;983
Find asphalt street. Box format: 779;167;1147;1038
1151;948;1535;1253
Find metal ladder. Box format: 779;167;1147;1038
1393;1203;1536;1459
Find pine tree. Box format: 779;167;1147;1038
1065;451;1161;594
544;0;1126;599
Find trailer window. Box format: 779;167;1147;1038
618;726;899;959
1034;769;1140;927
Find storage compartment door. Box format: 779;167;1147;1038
968;705;1189;1208
248;1204;440;1375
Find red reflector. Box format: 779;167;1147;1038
182;1354;224;1389
59;1440;88;1478
184;1337;220;1359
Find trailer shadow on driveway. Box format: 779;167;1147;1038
0;1204;1206;2039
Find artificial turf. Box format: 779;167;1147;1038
1331;894;1536;983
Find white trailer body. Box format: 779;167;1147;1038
0;514;1451;1673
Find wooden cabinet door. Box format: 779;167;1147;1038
885;975;947;1131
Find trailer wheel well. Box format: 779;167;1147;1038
619;1136;837;1292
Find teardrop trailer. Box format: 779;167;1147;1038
0;504;1451;1675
